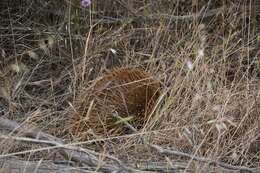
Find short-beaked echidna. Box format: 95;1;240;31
69;68;160;140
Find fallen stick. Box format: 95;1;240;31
0;117;143;173
0;157;92;173
112;114;258;173
1;117;257;173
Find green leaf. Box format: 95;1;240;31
114;116;134;125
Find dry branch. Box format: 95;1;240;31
149;144;258;173
147;7;223;21
113;114;259;173
1;117;253;173
0;117;142;173
0;157;92;173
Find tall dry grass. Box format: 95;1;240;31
0;0;259;171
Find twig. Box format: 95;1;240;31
0;117;144;173
147;7;223;21
112;114;258;173
0;27;33;31
0;157;92;173
149;145;257;173
1;117;257;173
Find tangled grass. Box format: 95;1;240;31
0;0;259;172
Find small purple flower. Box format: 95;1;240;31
81;0;91;7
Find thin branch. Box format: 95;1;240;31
0;157;92;173
0;117;144;173
112;114;258;173
147;7;223;21
149;145;257;173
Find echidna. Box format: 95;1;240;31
69;68;160;140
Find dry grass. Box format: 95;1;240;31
0;0;259;172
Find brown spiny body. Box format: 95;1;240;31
69;68;160;140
